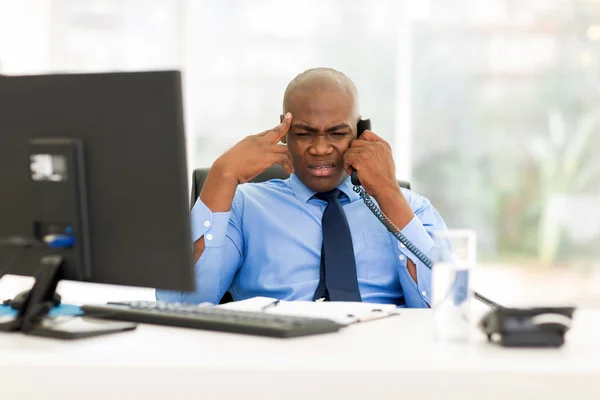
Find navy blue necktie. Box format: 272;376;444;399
313;189;362;302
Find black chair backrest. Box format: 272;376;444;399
190;165;411;207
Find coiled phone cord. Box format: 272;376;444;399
353;185;502;309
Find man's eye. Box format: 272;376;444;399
295;132;311;137
331;132;349;137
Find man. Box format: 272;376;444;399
157;68;446;307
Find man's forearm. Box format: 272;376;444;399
200;162;238;212
373;187;418;282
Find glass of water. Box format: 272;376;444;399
431;229;477;342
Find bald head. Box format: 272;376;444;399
283;68;359;118
280;68;361;192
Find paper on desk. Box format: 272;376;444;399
218;297;398;325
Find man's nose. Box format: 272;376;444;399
310;135;333;155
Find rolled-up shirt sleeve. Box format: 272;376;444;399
391;192;446;308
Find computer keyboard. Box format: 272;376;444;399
81;301;344;338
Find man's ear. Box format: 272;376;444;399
280;114;287;144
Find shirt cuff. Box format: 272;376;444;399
190;199;231;248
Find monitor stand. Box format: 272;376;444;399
0;255;136;339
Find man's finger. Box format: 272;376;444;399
343;146;364;155
270;144;291;154
270;153;294;174
361;130;392;151
271;145;294;172
360;130;385;143
349;139;371;148
264;112;292;143
342;152;360;176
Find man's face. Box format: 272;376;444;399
284;89;357;193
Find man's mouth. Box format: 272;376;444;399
308;162;336;177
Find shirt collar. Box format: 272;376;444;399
288;173;360;203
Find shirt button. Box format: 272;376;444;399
400;243;406;248
204;220;211;227
421;291;427;296
399;255;405;261
206;234;213;241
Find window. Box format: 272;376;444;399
1;0;598;305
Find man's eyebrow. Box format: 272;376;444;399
291;123;318;133
325;123;352;132
291;123;352;133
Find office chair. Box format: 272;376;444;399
190;165;412;304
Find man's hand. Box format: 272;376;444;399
195;113;294;261
212;112;294;186
342;129;399;199
343;129;418;282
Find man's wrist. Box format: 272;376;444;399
373;183;403;206
199;160;239;213
374;185;415;230
210;159;240;187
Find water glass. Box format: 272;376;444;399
431;229;477;342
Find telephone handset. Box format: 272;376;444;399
351;119;372;186
351;119;501;308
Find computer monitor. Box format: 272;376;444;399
0;71;195;337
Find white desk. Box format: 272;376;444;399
1;308;600;399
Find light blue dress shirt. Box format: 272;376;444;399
156;174;446;307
